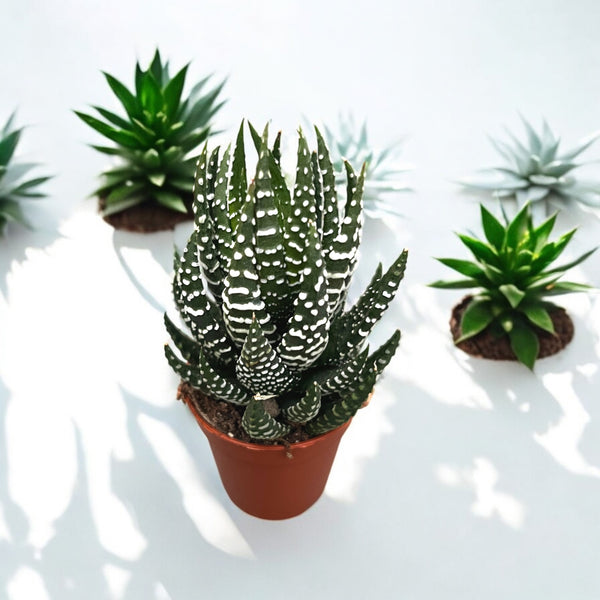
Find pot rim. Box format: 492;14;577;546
186;399;352;453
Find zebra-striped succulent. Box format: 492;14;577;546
165;122;407;441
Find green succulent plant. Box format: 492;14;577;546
165;121;407;441
0;113;50;235
459;117;600;212
76;49;226;217
430;203;595;369
322;114;411;219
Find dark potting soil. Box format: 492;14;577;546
99;197;193;233
450;296;574;361
177;382;311;446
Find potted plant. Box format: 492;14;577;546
75;49;226;232
458;116;600;213
430;203;596;369
0;112;50;236
164;121;408;519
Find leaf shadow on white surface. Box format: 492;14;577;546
342;374;600;599
0;378;258;600
0;376;111;599
104;387;256;598
0;214;63;300
111;229;177;314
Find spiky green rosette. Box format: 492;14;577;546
322;114;411;219
165;122;407;442
76;49;225;217
459;117;600;212
430;203;595;369
0;113;50;235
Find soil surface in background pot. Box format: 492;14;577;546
99;197;193;233
178;382;311;445
450;295;574;361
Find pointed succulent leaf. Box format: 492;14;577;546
221;194;275;345
325;161;365;316
435;258;486;280
522;305;555;334
102;73;140;119
540;281;593;295
429;278;481;290
305;366;377;437
101;195;145;216
458;172;528;191
211;144;234;266
519;115;542;155
163;64;189;118
281;383;322;424
480;204;506;250
532;212;557;251
457;234;500;269
252;128;290;322
314;126;339;252
192;145;225;301
544;247;598;276
313;348;369;394
456;298;494;342
311;150;325;238
343;330;401;395
365;329;401;381
325;249;407;362
241;398;291;440
508;322;539;369
499;283;526;308
164;313;202;364
271;131;282;163
228;121;247;233
278;221;330;369
320;264;382;363
247;121;262;153
560;130;600;161
165;345;250;405
524;186;550;203
283;128;318;286
175;231;236;365
235;318;297;395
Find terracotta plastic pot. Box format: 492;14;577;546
187;402;351;520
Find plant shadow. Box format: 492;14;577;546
0;207;64;299
111;222;192;313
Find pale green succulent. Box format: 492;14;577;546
322;114;411;219
459;117;600;212
0;113;50;235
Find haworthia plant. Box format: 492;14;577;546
165;121;408;441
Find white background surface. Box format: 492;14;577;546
1;1;600;598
